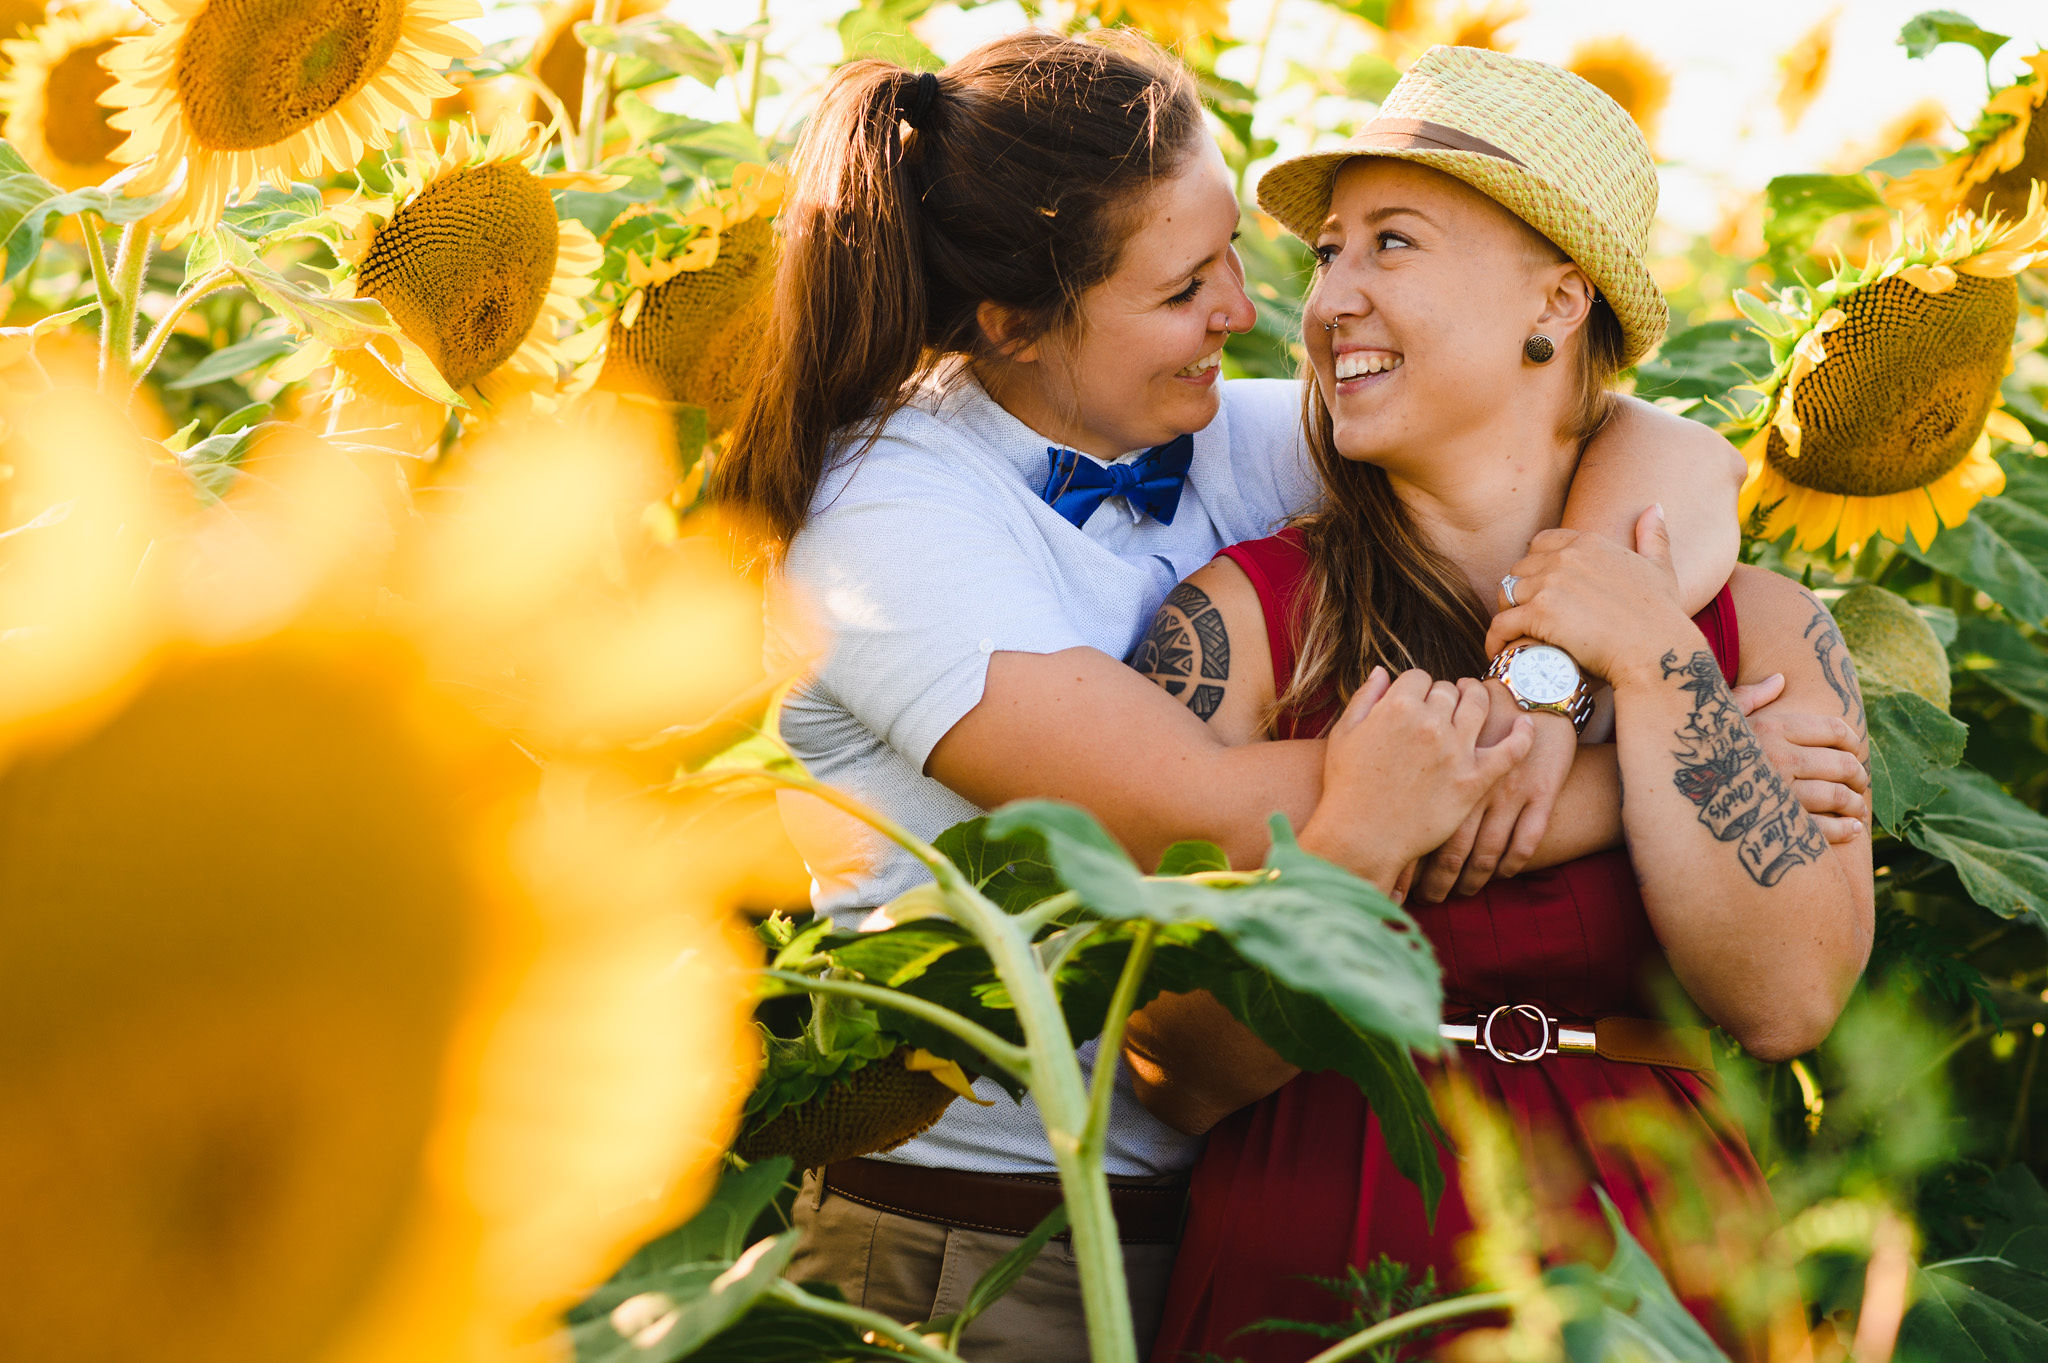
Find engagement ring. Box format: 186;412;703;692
1501;573;1520;607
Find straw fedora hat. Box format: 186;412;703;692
1257;45;1668;366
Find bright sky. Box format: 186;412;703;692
520;0;2046;235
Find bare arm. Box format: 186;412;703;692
1569;396;1746;614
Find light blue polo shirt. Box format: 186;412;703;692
772;369;1316;1177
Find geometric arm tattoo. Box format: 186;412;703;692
1129;581;1230;721
1660;649;1829;887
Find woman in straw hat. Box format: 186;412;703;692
1132;46;1874;1360
723;29;1868;1359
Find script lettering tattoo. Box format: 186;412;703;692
1130;582;1229;720
1804;602;1866;729
1661;649;1829;887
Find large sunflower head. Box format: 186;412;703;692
1737;189;2048;556
1566;35;1670;147
591;162;783;437
99;0;482;241
0;3;146;189
1890;50;2048;227
276;118;619;430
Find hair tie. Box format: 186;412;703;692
899;70;940;130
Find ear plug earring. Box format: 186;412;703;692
1523;333;1555;364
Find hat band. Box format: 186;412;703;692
1352;117;1525;167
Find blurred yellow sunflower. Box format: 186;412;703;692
532;0;666;130
99;0;481;240
0;368;772;1363
0;0;46;64
1738;190;2048;556
0;2;144;188
1443;3;1523;52
1891;50;2048;226
1101;0;1229;45
1567;36;1670;147
276;118;619;428
1776;11;1835;131
592;162;783;437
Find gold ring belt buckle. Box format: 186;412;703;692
1439;1003;1599;1063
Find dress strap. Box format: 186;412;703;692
1214;527;1312;704
1690;582;1741;681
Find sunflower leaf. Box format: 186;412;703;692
164;327;294;390
1634;319;1772;405
1897;10;2012;64
577;17;730;88
0;144;175;283
1903;765;2048;927
216;183;326;243
839;0;944;70
1951;614;2048;718
1903;498;2048;627
1865;691;1967;831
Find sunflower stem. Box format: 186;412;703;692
99;221;153;395
764;1280;965;1363
128;270;238;394
761;970;1032;1082
1082;922;1155;1152
82;214;119;382
739;0;770;134
1300;1290;1517;1363
573;0;623;173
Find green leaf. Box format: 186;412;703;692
1554;1189;1733;1363
1902;499;2048;626
615;1158;795;1274
1898;10;2011;63
0;143;174;283
1865;691;1968;831
1897;1264;2048;1363
933;816;1063;915
164;328;295;390
1904;765;2048;925
1154;840;1229;877
216;183;325;242
572;1230;803;1363
1952;614;2048;717
929;1203;1070;1349
1762;173;1885;262
578;17;730;87
1310;0;1392;26
984;802;1444;1053
1338;52;1403;103
838;0;942;70
1634;319;1773;404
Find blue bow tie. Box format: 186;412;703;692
1038;434;1194;529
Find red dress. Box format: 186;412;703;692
1149;530;1775;1363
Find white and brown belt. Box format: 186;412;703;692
1440;1003;1715;1072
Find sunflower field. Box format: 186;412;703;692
7;1;2048;1361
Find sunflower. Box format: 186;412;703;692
0;0;45;59
275;118;618;430
1775;11;1835;131
592;161;782;436
1737;190;2048;556
1102;0;1230;45
1567;35;1670;148
0;3;145;189
531;0;666;130
99;0;482;240
1443;2;1523;52
1890;50;2048;226
0;370;767;1363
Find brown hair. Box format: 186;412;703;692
717;31;1204;555
1275;293;1627;729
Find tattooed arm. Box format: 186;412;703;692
1609;566;1873;1059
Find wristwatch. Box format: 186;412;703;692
1486;642;1595;734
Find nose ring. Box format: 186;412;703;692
1323;312;1351;333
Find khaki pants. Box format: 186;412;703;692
786;1169;1180;1363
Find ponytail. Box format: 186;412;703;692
718;31;1204;555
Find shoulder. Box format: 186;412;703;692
1727;562;1823;632
1726;564;1845;686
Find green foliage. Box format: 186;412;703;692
1897;10;2012;65
0;143;173;284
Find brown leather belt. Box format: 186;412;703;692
1440;1005;1714;1073
821;1158;1187;1244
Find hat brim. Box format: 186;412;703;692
1257;147;1668;367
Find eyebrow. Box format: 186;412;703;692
1318;204;1439;233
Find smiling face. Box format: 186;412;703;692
1304;158;1594;476
981;135;1255;458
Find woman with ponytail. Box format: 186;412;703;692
721;30;1855;1362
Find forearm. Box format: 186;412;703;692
1124;989;1299;1136
1566;396;1743;613
1522;743;1623;869
1613;645;1869;1059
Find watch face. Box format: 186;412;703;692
1507;645;1578;705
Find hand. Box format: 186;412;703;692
1300;667;1536;890
1748;694;1872;843
1486;504;1700;686
1413;694;1575;902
